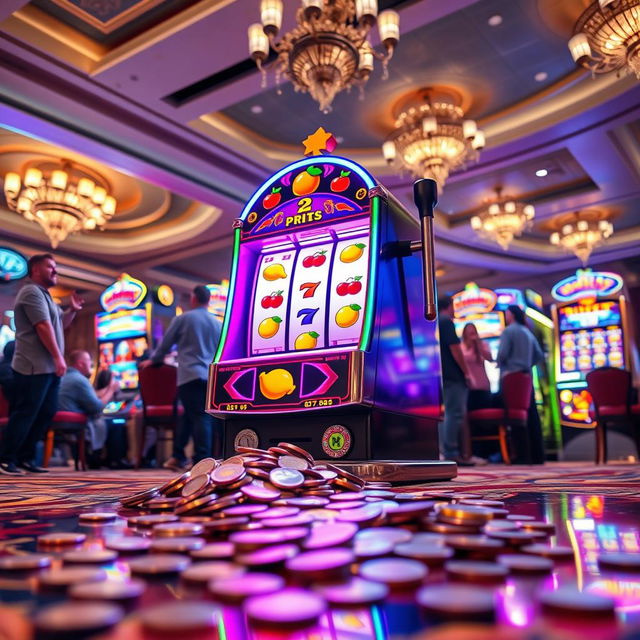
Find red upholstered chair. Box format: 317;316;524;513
137;364;182;468
586;367;640;464
468;372;532;464
44;411;87;470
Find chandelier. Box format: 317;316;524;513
3;160;116;249
470;188;535;250
248;0;399;113
382;89;485;187
569;0;640;78
550;211;614;265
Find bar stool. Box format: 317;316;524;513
44;411;87;470
586;367;640;464
468;372;532;464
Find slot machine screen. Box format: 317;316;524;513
558;300;624;374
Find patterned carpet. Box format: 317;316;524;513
0;462;638;518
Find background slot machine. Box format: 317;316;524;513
551;269;633;437
95;274;177;394
209;131;453;481
452;282;504;393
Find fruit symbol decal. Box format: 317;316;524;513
335;304;361;328
258;316;282;339
330;170;351;193
292;166;322;196
261;291;283;309
336;276;362;296
259;368;296;400
340;243;366;263
302;251;327;268
262;187;282;210
294;331;319;350
263;263;287;281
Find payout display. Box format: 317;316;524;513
551;269;629;426
208;130;446;472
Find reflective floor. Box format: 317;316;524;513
0;489;638;639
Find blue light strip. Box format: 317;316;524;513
238;155;376;222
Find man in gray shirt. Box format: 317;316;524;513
142;285;222;470
0;254;83;475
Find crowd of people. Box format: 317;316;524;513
0;253;222;476
438;295;545;466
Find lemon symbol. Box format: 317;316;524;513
259;368;296;400
335;304;361;328
294;331;319;350
258;316;282;339
263;263;287;281
340;243;366;263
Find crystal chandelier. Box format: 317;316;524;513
3;160;116;249
248;0;399;113
569;0;640;78
550;211;614;265
382;90;485;187
470;188;535;250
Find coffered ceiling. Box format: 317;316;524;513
1;0;639;301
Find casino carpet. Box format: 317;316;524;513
0;462;638;518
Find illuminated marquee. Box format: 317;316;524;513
495;288;525;310
0;247;28;282
207;281;229;320
100;273;147;312
452;282;497;318
552;269;623;302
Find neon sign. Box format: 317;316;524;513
207;281;229;320
0;247;28;282
552;269;623;302
495;288;525;310
100;273;147;312
154;284;174;307
525;288;543;311
452;282;497;317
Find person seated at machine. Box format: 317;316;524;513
58;350;120;468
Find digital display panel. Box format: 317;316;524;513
558;301;624;374
96;308;147;341
454;312;504;340
98;336;148;390
249;233;369;357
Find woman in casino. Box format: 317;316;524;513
461;323;493;411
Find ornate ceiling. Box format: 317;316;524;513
0;0;639;300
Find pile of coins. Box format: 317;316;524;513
1;443;633;639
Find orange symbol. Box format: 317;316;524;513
300;282;320;299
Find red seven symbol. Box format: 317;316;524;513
300;282;320;299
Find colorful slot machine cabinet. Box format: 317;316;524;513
551;269;631;431
95;274;176;392
0;247;27;352
208;129;453;480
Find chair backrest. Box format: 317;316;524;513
502;372;532;412
0;386;8;418
586;367;631;411
139;364;179;407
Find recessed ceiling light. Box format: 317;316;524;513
250;105;263;114
488;15;503;27
534;71;548;82
535;168;548;177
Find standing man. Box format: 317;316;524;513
143;285;222;471
0;254;83;475
437;295;474;466
497;304;545;464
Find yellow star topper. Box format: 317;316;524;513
302;127;338;156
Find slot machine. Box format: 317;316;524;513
95;273;177;393
551;269;632;433
208;129;454;481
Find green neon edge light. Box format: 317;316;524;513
358;195;379;351
214;155;378;362
214;226;240;363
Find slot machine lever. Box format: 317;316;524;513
413;178;438;321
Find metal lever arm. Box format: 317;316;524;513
413;179;438;321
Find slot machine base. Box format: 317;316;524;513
332;460;457;484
